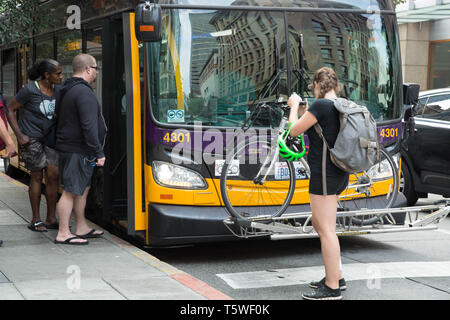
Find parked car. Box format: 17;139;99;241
401;87;450;205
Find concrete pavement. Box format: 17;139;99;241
0;171;231;300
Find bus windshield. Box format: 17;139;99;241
147;1;401;127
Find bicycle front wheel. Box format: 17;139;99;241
220;137;296;220
338;147;399;225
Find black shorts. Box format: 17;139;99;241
309;171;349;195
59;152;95;196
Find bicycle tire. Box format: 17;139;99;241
338;147;399;225
220;137;296;220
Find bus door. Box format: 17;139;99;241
102;18;128;224
122;12;147;239
86;18;129;229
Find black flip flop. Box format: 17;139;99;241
77;229;104;239
54;236;89;245
28;221;48;232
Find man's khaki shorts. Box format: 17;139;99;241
19;138;59;171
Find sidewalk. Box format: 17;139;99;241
0;171;231;300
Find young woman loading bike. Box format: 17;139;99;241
288;67;348;300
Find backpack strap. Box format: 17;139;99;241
313;123;329;196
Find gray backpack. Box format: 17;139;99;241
314;98;380;193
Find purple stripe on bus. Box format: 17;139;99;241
146;115;400;152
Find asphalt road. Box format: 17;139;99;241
149;194;450;300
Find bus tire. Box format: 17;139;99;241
401;160;418;206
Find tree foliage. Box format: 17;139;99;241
0;0;53;48
393;0;408;6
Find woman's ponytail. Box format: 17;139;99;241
28;62;41;81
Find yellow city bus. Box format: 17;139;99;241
1;0;407;246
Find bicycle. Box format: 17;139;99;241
220;99;399;228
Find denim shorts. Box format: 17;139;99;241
19;138;59;171
59;152;95;196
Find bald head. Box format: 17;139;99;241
72;53;98;84
72;53;95;74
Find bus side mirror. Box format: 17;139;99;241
403;83;420;105
135;1;162;42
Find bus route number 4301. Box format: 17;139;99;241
379;127;398;139
163;132;191;143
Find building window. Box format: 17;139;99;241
264;12;275;26
35;37;54;60
86;27;102;102
57;31;82;80
428;40;450;89
317;35;330;45
312;20;325;32
321;49;332;59
1;49;15;102
257;16;266;30
340;65;348;77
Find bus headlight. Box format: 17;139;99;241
366;153;399;181
152;161;207;189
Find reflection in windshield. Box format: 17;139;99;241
148;3;400;127
288;9;400;121
149;9;287;127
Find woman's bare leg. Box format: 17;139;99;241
310;193;341;289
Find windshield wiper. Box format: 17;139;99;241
253;36;284;103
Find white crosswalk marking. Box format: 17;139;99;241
217;261;450;289
436;229;450;236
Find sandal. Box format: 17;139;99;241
54;236;88;246
28;221;48;232
45;222;59;229
76;229;104;239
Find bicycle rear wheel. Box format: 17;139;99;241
338;147;399;225
220;137;296;220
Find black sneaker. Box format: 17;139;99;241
0;240;3;247
309;277;346;291
302;284;342;300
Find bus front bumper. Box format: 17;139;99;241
147;193;407;247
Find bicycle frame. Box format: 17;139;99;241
255;115;289;184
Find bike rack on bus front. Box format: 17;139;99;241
223;203;450;240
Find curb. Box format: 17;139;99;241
101;232;233;300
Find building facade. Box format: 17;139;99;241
397;0;450;90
